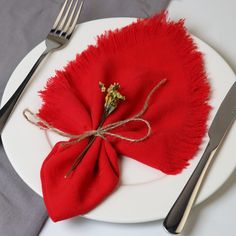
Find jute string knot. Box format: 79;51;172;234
23;79;166;145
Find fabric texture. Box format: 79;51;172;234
34;13;210;222
0;0;170;235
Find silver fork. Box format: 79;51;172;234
0;0;84;132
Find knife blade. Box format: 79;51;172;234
163;81;236;234
209;82;236;145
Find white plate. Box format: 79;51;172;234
1;18;236;223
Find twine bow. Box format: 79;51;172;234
23;78;167;177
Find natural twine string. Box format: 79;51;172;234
23;79;167;145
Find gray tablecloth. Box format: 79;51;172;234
0;0;170;235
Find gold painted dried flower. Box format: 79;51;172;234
99;82;125;115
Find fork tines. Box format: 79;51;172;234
51;0;83;39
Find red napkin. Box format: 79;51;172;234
37;13;210;221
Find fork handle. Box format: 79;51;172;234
0;48;49;133
163;142;218;234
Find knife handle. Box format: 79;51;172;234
163;142;217;234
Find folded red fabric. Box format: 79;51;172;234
37;12;210;221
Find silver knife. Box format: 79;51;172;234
163;82;236;234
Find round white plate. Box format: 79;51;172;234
1;18;236;223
